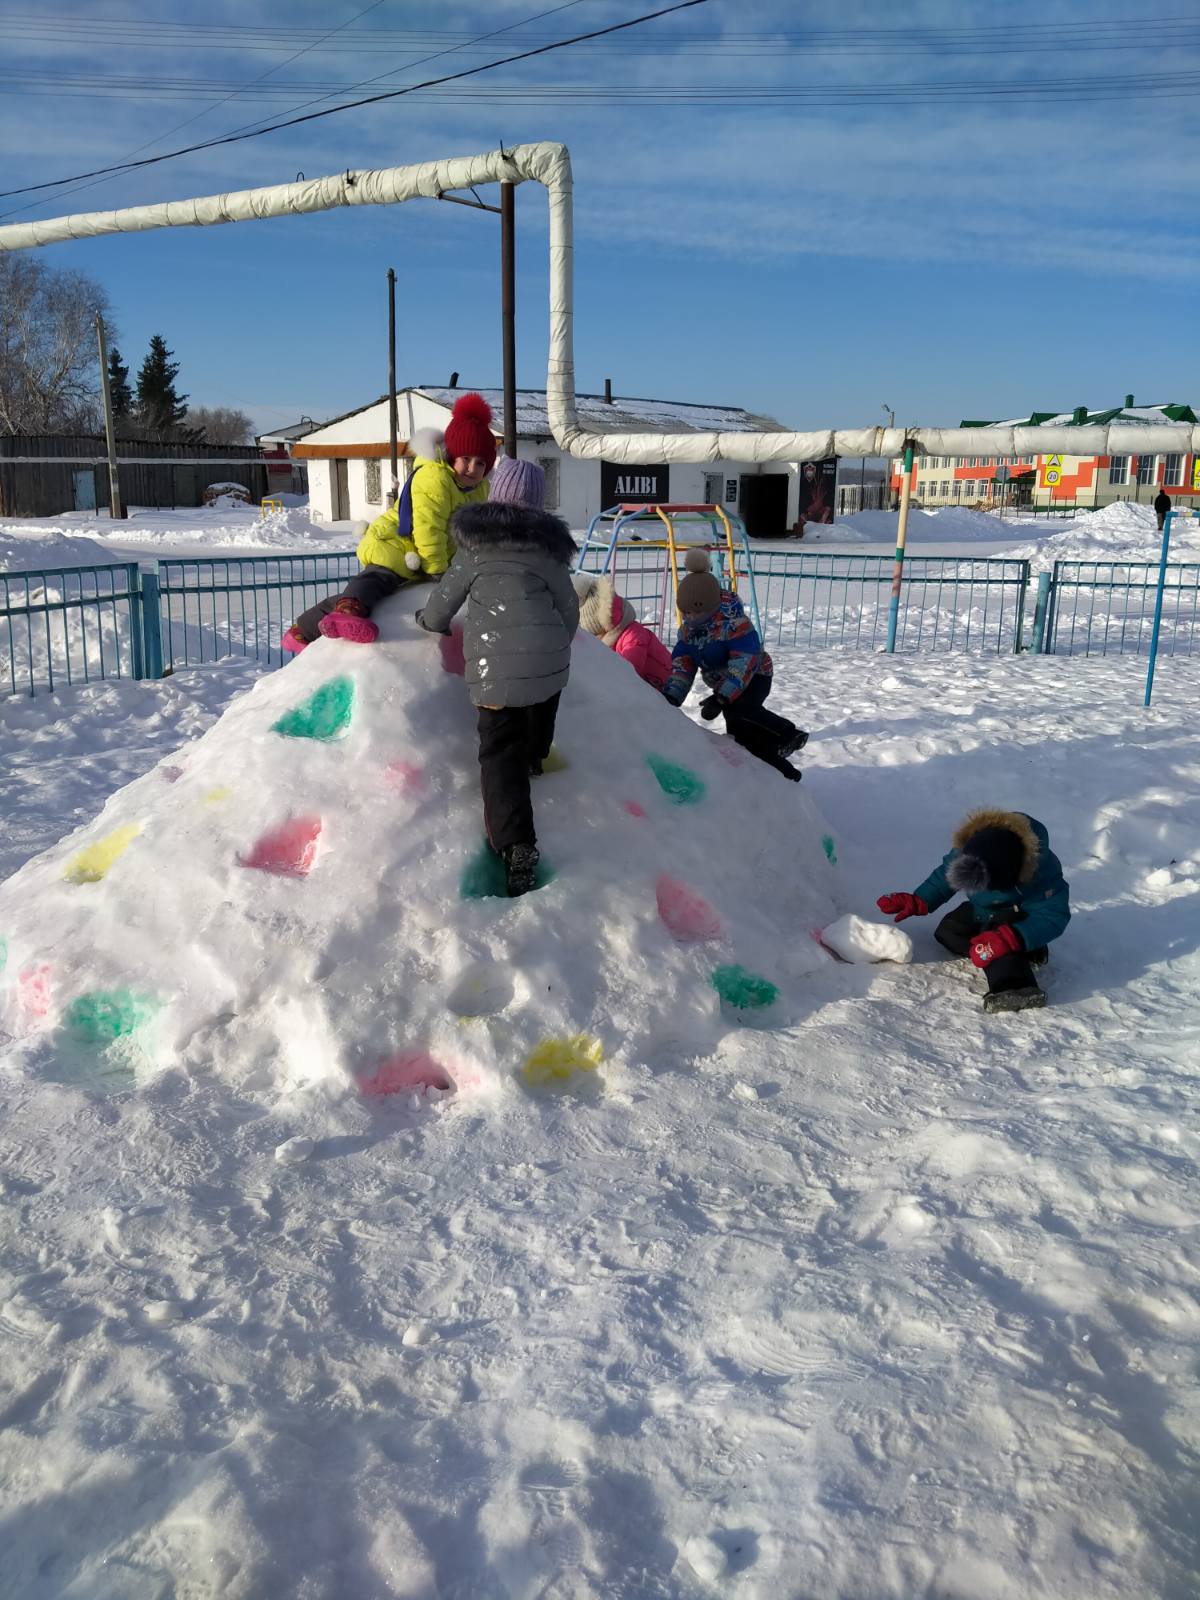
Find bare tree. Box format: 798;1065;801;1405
184;404;254;444
0;254;110;435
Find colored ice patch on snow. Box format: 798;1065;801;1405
822;834;838;864
63;823;141;884
522;1033;602;1088
624;800;647;819
459;841;555;900
646;754;706;806
271;675;355;741
385;759;425;797
0;936;7;974
710;964;779;1012
656;874;723;943
63;988;157;1045
540;746;568;774
18;964;52;1021
439;626;466;677
359;1049;455;1098
239;815;323;878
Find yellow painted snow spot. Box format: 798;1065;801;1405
521;1033;602;1088
63;823;141;884
203;786;233;804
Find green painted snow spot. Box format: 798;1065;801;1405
460;841;556;900
272;675;355;741
822;834;838;865
0;936;7;973
646;753;706;806
63;988;158;1046
710;964;779;1012
540;745;568;774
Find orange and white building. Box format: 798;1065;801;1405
891;398;1199;510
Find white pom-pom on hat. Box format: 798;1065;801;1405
683;547;712;574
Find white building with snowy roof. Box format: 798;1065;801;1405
293;386;808;536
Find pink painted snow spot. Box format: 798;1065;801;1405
624;800;647;818
385;759;426;797
717;742;746;768
18;964;52;1021
439;625;466;677
656;874;723;943
160;765;184;783
238;815;323;878
359;1049;455;1098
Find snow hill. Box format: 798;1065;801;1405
0;605;836;1104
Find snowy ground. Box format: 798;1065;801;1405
1;613;1198;1598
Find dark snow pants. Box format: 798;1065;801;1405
722;674;801;781
293;564;404;643
477;693;561;851
934;902;1046;996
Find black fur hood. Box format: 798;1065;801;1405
451;501;577;563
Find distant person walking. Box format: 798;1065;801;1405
1154;487;1171;531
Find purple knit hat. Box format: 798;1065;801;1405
489;455;545;510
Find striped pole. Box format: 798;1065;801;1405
1144;508;1174;708
885;442;914;653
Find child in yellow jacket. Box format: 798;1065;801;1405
283;392;494;650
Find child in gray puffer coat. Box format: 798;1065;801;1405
417;458;579;897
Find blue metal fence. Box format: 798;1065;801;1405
1041;559;1200;658
156;552;358;672
0;561;143;697
4;549;1200;697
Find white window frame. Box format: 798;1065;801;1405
1164;453;1183;487
1136;453;1156;486
1108;456;1128;485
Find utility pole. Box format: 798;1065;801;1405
500;180;517;458
95;313;124;521
387;267;399;498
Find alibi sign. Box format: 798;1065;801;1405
601;460;670;507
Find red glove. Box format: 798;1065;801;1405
969;925;1022;968
876;892;928;923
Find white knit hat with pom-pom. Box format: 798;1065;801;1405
676;545;721;615
572;571;616;637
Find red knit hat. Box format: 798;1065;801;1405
443;392;497;470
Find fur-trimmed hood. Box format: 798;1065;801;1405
451;501;577;563
951;808;1041;884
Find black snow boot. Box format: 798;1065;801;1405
777;729;809;760
983;985;1047;1014
503;842;540;897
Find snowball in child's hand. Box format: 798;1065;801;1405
820;913;913;964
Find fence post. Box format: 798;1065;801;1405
1030;571;1051;654
1011;560;1031;653
886;442;914;653
1144;510;1174;707
140;566;164;679
127;562;146;679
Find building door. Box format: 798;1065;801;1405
73;469;97;512
333;459;350;520
703;472;723;506
740;474;789;539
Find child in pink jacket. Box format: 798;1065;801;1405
572;572;673;690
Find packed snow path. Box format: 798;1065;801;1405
1;625;1198;1598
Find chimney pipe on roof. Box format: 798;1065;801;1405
449;372;459;388
1124;393;1134;408
1072;406;1088;424
604;377;612;404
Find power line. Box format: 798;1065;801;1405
0;0;709;203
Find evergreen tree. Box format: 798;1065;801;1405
106;343;132;420
136;334;188;436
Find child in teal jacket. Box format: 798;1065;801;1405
877;808;1070;1013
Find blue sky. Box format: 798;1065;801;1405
2;0;1197;436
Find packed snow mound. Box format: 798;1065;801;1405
801;506;1027;545
998;499;1200;569
0;524;122;571
0;610;837;1100
820;913;913;964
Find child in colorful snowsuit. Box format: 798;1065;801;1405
571;571;673;690
877;808;1071;1014
416;459;579;898
662;549;807;782
282;392;495;651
